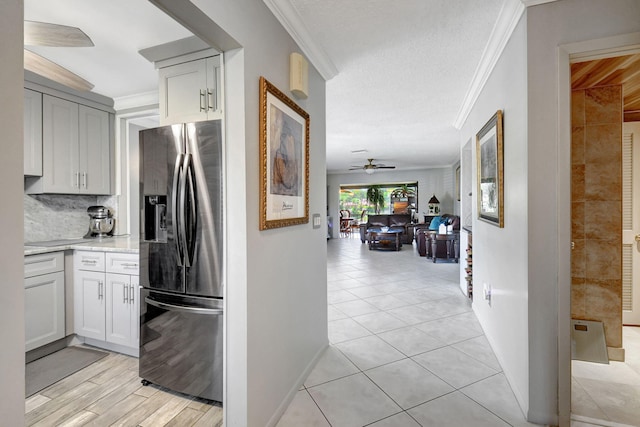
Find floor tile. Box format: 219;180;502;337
365;358;454;409
304;346;359;388
328;318;372;344
363;294;409;311
571;377;609;421
412;346;497;389
328;289;360;304
368;411;421;426
387;305;439;325
408;391;510;427
377;326;446;357
576;377;640;426
276;390;330;427
461;373;538;427
328;305;348;321
415;311;484;345
333;299;380;317
347;286;387;299
452;335;502;371
307;373;401;427
352;311;408;334
336;335;405;371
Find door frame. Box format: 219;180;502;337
557;32;640;427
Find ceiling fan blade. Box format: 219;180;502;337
25;21;94;47
348;167;363;170
376;166;396;169
24;50;94;91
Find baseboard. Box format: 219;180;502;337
82;337;139;357
266;341;329;427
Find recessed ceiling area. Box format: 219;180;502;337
24;0;192;99
571;53;640;122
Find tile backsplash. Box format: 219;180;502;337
24;194;119;242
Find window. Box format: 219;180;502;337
339;183;418;219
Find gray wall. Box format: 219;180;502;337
0;0;25;424
189;2;329;426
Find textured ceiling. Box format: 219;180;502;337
288;0;507;173
24;0;508;174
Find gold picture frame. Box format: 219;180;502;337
476;110;504;227
259;77;310;230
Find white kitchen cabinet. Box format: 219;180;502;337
24;88;43;176
25;94;112;195
159;55;222;125
74;251;139;353
24;252;65;352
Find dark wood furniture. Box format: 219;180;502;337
368;229;402;251
431;232;459;263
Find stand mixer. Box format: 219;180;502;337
84;206;115;238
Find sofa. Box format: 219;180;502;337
415;214;460;259
359;214;415;245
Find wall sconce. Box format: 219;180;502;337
428;194;440;215
290;52;308;99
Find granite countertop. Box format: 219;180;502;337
24;235;139;256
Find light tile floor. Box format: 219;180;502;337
277;237;539;427
571;325;640;427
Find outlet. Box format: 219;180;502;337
483;283;492;306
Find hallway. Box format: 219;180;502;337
278;237;537;426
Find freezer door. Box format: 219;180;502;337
184;120;224;297
140;125;185;294
139;289;223;402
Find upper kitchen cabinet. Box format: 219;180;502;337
159;55;222;125
24;88;43;176
25;94;114;195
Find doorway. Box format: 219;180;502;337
569;50;640;425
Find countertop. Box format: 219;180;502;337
24;235;139;256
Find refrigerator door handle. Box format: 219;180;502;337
145;296;223;316
172;153;185;267
185;160;197;267
180;154;193;267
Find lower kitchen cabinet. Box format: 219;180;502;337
74;251;139;355
24;252;65;352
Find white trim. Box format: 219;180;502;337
565;32;640;62
453;0;525;129
521;0;558;6
262;0;338;80
113;91;159;112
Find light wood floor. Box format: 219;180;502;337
25;350;223;427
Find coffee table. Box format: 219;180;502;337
368;229;402;251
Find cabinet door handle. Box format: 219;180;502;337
123;284;128;303
207;88;215;111
199;89;206;112
129;285;135;304
98;280;103;299
82;172;87;188
75;172;80;188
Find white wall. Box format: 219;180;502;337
0;0;25;424
527;1;640;424
459;13;530;419
327;168;455;238
189;2;328;426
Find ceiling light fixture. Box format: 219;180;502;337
365;168;374;175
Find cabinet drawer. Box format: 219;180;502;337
106;253;139;275
24;251;64;278
75;251;106;271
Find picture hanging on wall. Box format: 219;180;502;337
259;76;310;230
476;110;504;227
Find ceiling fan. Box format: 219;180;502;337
24;21;95;91
349;158;396;174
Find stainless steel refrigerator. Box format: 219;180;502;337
138;120;223;402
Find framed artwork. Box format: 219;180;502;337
476;110;504;227
259;76;310;230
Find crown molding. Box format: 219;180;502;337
263;0;338;80
453;0;526;129
113;91;159;112
521;0;558;6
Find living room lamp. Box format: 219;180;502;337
428;194;440;215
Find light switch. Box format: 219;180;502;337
312;214;321;228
